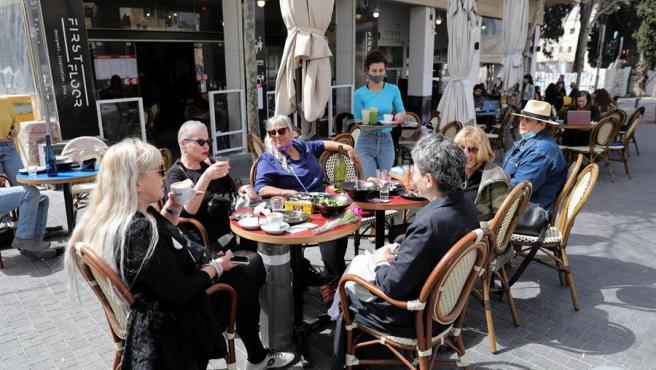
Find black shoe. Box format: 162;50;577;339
19;248;58;260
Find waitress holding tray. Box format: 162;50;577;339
353;50;406;179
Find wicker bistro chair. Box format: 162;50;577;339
488;106;518;157
348;125;361;150
440;121;463;141
319;151;398;255
398;120;422;165
609;108;643;178
473;181;531;353
338;228;494;370
331;133;355;148
561;115;619;182
602;108;627;129
618;106;644;155
247;133;266;161
71;243;238;370
550;154;584;227
510;163;600;311
428;111;441;129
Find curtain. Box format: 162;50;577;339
501;0;528;94
0;0;35;96
274;0;334;123
437;0;479;127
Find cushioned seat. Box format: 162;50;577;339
510;226;562;245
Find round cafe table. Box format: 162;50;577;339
16;170;98;233
327;185;428;249
230;211;360;366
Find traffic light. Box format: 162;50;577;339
606;39;619;58
586;26;600;54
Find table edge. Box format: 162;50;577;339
230;220;361;245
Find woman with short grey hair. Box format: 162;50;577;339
332;134;479;367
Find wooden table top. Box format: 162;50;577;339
558;123;594;130
230;211;361;245
353;194;428;211
16;170;98;186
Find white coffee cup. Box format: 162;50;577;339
383;114;394;123
170;179;195;206
265;212;284;229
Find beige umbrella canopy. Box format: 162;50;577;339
275;0;334;124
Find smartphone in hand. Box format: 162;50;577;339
229;255;250;265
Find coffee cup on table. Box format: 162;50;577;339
170;179;195;206
265;212;284;229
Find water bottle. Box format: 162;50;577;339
45;135;57;177
334;144;346;192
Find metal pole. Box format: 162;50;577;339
616;36;624;62
594;24;606;91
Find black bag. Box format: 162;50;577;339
514;202;550;237
206;193;234;221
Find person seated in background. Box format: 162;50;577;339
473;83;486;109
65;139;294;370
331;134;479;368
562;91;601;146
521;74;535;107
503;100;567;214
569;82;580;100
0;184;54;259
454;127;510;222
534;85;543;101
255;114;361;302
544;83;563;113
166;120;257;251
593;88;616;115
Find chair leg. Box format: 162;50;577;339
622;150;631;178
633;137;639;155
112;349;123;370
554;248;566;286
0;251;3;269
482;275;497;353
353;231;361;256
560;246;580;311
604;152;614;182
500;266;519;327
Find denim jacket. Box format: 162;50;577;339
502;129;567;213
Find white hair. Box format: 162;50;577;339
177;120;208;143
65;139;161;296
264;115;294;173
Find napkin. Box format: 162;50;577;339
287;222;318;234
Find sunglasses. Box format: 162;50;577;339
267;127;289;136
184;138;212;146
144;163;166;177
460;146;479;154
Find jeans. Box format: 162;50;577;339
0;141;24;184
356;133;395;179
0;186;49;240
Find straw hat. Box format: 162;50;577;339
512;100;557;125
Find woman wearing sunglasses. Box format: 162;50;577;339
454;127;510;222
166;120;256;251
255;115;361;302
64;139;295;370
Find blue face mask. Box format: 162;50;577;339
521;131;537;140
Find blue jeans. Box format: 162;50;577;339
356;133;395;179
0;141;24;184
0;186;49;240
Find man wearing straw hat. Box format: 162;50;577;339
502;100;567;214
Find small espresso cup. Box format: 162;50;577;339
170;180;195;206
383;114;394;123
265;212;284;229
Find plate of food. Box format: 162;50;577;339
399;190;427;201
312;194;353;217
282;210;311;225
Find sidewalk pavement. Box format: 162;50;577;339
1;124;655;369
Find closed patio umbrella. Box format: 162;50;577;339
501;0;528;94
437;0;479;127
275;0;334;128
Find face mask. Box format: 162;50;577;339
521;131;537;140
276;142;292;151
367;74;385;84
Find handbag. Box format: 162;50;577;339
514;202;549;237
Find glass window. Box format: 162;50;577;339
0;2;35;96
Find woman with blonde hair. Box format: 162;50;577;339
64;139;293;370
454;127;510;221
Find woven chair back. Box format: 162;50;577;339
405;111;421;126
320;150;362;184
249;157;261;187
423;229;492;325
349;126;361;148
333;112;353;134
332;133;355;147
429;111;441;128
73;243;135;340
556;163;599;243
551;154;584;225
489;181;532;255
247;133;265;160
61;136;108;163
602;109;626;128
440;121;462;140
159;148;173;169
623;106;644;146
590;116;619;148
499;106;518;131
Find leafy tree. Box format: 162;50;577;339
540;4;572;59
587;2;639;68
634;0;656;95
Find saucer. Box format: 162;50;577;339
238;217;261;230
261;222;290;235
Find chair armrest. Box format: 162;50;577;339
338;274;415;311
179;217;211;251
206;283;237;333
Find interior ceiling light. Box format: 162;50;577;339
435;15;442;25
257;0;266;7
481;22;486;30
372;7;380;18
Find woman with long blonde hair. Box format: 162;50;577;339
64;139;293;370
